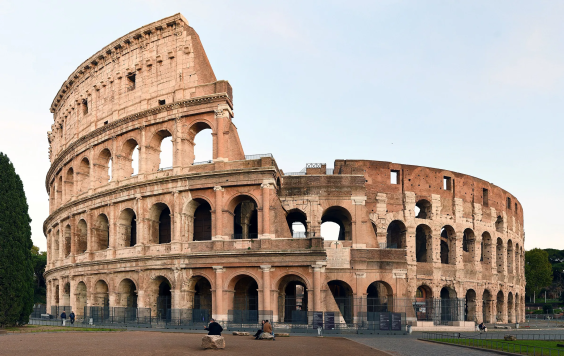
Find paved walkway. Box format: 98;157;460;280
348;334;493;356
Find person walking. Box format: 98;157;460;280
69;311;75;325
204;318;223;336
60;311;67;326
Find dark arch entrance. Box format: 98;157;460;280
232;276;259;323
277;275;308;324
327;280;353;325
157;280;172;320
193;277;212;322
193;201;212;241
440;287;459;323
232;197;258;239
367;281;393;316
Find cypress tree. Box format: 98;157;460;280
0;152;34;326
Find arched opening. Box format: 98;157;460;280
286;209;308;238
496;238;504;273
277;275;308;324
415;199;432;219
232;196;258;239
148;130;173;172
95;148;112;185
53;229;60;260
90;280;109;322
507;240;514;274
193;201;212;241
63;224;71;257
56;176;62;204
414;285;433;321
75;282;87;316
495;215;504;233
321;206;352;241
157;279;172;321
507;292;514;323
515;243;520;274
440;226;456;264
77;157;90;194
231;275;259;323
54;284;60;305
192;123;213;164
148;203;171;244
481;232;492;266
121;138;139;178
465;289;476;321
416;224;432;262
64;168;74;202
117;208;137;248
440;286;459;323
93;214;110;251
192;277;212;323
117;279;137;308
76;219;88;254
367;281;393;315
482;289;493;323
63;282;71;306
515;293;520;323
386;220;406;249
327;280;353;324
462;228;475;262
496;291;505;322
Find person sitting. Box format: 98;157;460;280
204;318;223;336
263;320;273;340
254;320;265;339
478;322;487;332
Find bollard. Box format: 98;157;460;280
407;325;412;334
317;327;322;337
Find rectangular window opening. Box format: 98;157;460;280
158;99;166;106
483;188;489;207
443;176;452;190
82;99;88;115
515;202;518;212
127;73;136;91
104;121;109;125
390;170;399;184
507;197;512;209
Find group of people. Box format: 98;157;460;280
60;311;75;325
204;319;274;340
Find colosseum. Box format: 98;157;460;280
44;13;525;330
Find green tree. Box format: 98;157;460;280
0;152;34;326
31;246;47;304
525;248;553;303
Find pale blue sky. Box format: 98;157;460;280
0;0;562;251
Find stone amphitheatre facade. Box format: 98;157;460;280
44;14;525;327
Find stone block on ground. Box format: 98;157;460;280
0;330;7;335
495;325;511;329
274;333;289;337
504;335;517;341
201;335;225;349
232;331;249;336
258;332;274;340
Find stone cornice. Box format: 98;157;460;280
50;13;188;113
45;93;232;190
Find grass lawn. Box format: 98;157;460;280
434;338;564;355
3;325;120;333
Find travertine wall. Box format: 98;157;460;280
44;14;525;324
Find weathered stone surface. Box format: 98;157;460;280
232;331;249;336
274;333;289;337
42;13;526;328
258;332;274;340
504;335;517;341
202;335;225;349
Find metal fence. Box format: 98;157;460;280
31;304;46;318
422;332;564;356
244;153;273;160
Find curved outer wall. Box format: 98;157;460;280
44;14;525;325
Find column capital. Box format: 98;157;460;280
213;266;225;273
260;265;272;272
213;186;224;191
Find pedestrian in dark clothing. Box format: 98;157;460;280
204;318;223;336
60;311;67;325
254;320;265;339
69;311;75;325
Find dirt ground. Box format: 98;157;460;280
0;331;389;356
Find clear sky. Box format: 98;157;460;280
0;0;562;252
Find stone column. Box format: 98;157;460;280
138;126;146;177
172;191;181;243
214;104;232;162
261;265;272;314
88;147;94;192
312;265;322;311
213;266;225;321
213;186;224;240
475;296;483;323
260;182;273;238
